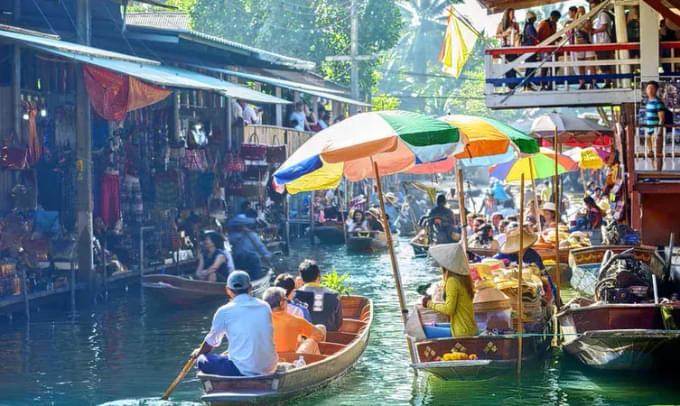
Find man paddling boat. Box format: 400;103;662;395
190;271;278;376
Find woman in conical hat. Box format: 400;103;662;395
420;243;478;338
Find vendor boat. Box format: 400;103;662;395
568;245;663;298
410;239;429;257
198;295;372;405
558;298;680;370
313;222;346;244
407;304;552;380
467;247;498;259
142;270;272;307
347;231;397;253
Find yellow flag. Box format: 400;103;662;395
439;9;478;78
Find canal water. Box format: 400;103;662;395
1;238;679;406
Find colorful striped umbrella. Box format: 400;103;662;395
273;111;460;194
441;114;539;159
489;151;577;182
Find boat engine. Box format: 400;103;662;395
596;256;653;304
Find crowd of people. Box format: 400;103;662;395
496;1;675;91
192;259;344;376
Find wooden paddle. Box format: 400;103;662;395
161;357;196;400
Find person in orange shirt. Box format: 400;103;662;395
263;287;326;355
536;10;562;90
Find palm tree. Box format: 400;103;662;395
387;0;454;80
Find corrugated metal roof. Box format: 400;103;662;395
125;12;190;30
124;13;316;70
191;64;372;108
0;27;290;104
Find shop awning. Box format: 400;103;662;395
191;64;372;108
0;28;290;104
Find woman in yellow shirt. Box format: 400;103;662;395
421;243;478;338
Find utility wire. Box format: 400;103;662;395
29;0;58;35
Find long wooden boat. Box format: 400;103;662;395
568;245;663;298
407;305;552;380
558;298;680;370
467;247;498;259
347;231;397;252
142;270;272;307
410;239;429;257
535;247;570;264
313;223;346;244
198;295;372;405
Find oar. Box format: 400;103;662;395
161;357;196;400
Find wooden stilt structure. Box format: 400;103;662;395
553;128;561;305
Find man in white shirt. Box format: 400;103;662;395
191;271;278;376
231;99;243;122
240;100;260;125
588;0;614;87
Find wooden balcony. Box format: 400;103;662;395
484;42;680;109
242;124;313;155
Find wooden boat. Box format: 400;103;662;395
568;245;663;298
558;298;680;370
407;305;552;380
536;247;570;264
198;295;372;405
467;247;498;259
313;222;346;244
346;231;397;252
142;270;272;307
410;239;429;257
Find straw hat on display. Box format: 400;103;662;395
367;207;382;219
429;243;469;276
501;229;538;254
384;193;399;205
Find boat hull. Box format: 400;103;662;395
559;302;680;370
313;225;346;244
199;296;373;405
410;241;429;257
142;271;271;307
347;232;393;252
411;333;551;380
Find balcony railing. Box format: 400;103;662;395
630;124;680;173
242;124;312;156
484;41;680;108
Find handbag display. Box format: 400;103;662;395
224;153;245;172
243;159;269;181
266;135;287;165
242;180;263;201
1;147;29;170
188;123;208;148
240;133;267;161
225;174;243;195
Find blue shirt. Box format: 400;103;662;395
645;98;665;134
229;231;271;258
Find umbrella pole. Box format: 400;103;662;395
456;168;468;250
529;159;542;235
517;173;525;375
580;168;587;195
553;129;562;307
372;160;416;364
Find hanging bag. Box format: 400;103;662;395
243;159;269;181
224;153;245;172
266;134;287;165
240;132;267;161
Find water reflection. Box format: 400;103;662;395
0;237;679;405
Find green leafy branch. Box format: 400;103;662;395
321;269;354;297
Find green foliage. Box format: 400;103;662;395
188;0;402;100
321;269;354;297
126;0;197;12
372;94;401;111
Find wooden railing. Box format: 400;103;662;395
243;124;312;156
630;124;680;173
484;42;680;94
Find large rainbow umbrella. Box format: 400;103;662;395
489;151;577;182
441;114;539;160
273;111;460;194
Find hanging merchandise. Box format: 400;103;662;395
208;186;227;221
1;146;28;170
83;64;171;122
154;171;181;210
184;149;209;171
240;133;267;161
242;180;263;201
100;173;121;228
243;159;269;181
25;102;43;165
120;173;144;225
266;135;287;166
188;122;208;148
224;153;245;172
225;173;243;195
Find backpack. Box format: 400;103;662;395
663;107;674;125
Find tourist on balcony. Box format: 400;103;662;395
289;102;310;132
589;0;614;88
318;110;330;130
522;10;539;91
496;8;519;90
239;100;261;125
573;6;596;89
660;19;678;74
644;81;666;171
627;6;640;59
537;10;561;90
